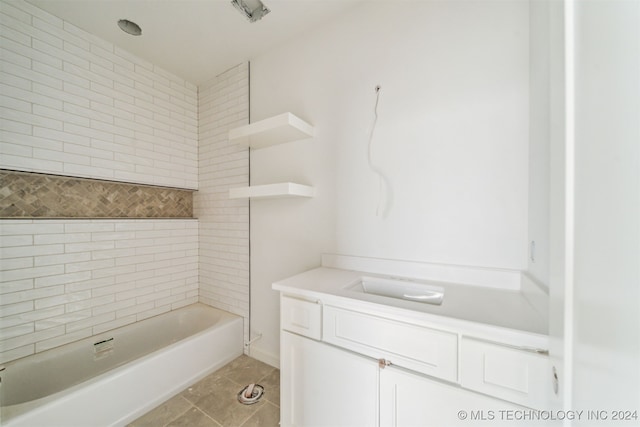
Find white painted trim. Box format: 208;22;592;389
563;0;575;416
248;345;280;369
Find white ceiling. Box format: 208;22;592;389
26;0;361;85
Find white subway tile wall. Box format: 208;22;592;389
195;64;250;346
0;1;202;364
0;2;254;363
0;0;198;189
0;219;199;364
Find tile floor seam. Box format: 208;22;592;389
233;407;261;427
238;401;279;427
195;406;224;427
162;398;195;427
256;369;276;383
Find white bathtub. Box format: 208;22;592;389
0;303;243;427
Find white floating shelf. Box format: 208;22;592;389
229;183;315;199
228;112;315;149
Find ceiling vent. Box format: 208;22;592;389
231;0;270;23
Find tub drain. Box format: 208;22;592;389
237;383;264;405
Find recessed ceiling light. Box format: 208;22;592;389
118;19;142;36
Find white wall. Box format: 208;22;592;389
249;0;530;365
195;63;250;345
0;0;198;189
528;0;551;287
571;0;640;415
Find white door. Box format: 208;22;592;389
280;331;378;427
546;0;640;416
379;365;523;427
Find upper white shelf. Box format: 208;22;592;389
228;112;315;149
229;183;315;199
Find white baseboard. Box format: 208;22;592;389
248;345;279;369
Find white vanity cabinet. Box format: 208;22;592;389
275;266;551;427
281;324;527;427
322;305;458;381
281;331;378;427
379;365;522;427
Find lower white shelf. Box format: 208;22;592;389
229;183;315;199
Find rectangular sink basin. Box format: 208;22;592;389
348;276;444;305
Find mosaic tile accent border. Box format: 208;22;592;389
0;170;194;218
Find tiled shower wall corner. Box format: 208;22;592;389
0;219;198;364
0;1;203;365
0;0;198;189
194;63;250;347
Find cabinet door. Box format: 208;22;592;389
281;331;378;427
380;366;524;427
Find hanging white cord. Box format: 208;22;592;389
367;85;392;217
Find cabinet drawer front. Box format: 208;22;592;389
323;305;457;381
281;295;322;340
460;338;550;409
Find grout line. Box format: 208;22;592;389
233;406;262;427
161;399;195;427
190;406;223;427
238;401;279;427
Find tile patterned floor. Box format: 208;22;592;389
128;355;280;427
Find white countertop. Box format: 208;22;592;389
273;266;549;349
